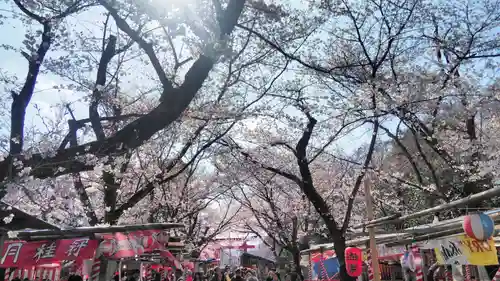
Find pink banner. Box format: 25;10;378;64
0;238;98;268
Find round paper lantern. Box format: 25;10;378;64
345;247;363;277
463;213;495;241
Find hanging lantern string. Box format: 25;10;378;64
493;266;500;281
412;246;423;281
366;248;374;281
309;254;313;281
445;267;452;281
91;257;101;281
464;265;471;281
319;254;331;281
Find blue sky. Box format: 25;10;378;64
0;2;89;128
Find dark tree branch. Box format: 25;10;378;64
270;141;297;156
236;23;368;74
98;0;173;92
111;120;238;221
293;107;342;237
376;123;423;184
58;114;144;152
0;0;246;187
341;92;379;233
14;0;94;22
89;35;117;141
66;114;99;226
10;21;51;155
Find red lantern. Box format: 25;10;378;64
151;264;162;270
345;247;363;277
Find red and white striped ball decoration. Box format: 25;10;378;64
463;212;495;241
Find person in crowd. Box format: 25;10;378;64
232;269;244;281
427;258;440;281
154;271;162;281
211;267;224;281
265;271;279;281
127;271;140;281
223;266;232;280
186;270;193;281
202;272;209;281
224;268;231;281
193;272;203;281
247;276;258;281
244;270;254;280
68;275;83;281
207;270;214;281
265;272;273;281
286;271;298;281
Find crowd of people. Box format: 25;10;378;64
9;276;84;281
203;266;281;281
26;265;282;281
10;278;60;281
103;266;282;281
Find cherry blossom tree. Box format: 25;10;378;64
214;94;372;281
118;160;242;256
0;0;248;204
213;0;499;280
0;1;498;280
0;0;286;230
223;167;308;280
238;0;498;207
340;0;500;222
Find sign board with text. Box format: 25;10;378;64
434;234;498;265
0;238;98;267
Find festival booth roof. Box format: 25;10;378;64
12;223;187;259
13;222;184;240
0;202;59;231
301;232;407;254
384;208;500;247
0;223;187;269
302;188;500;265
300;232;408;261
302;208;500;253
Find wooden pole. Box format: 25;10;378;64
364;175;380;281
0;231;6;262
118;260;123;281
420;249;428;281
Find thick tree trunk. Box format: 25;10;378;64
292;249;304;281
333;236;356;281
